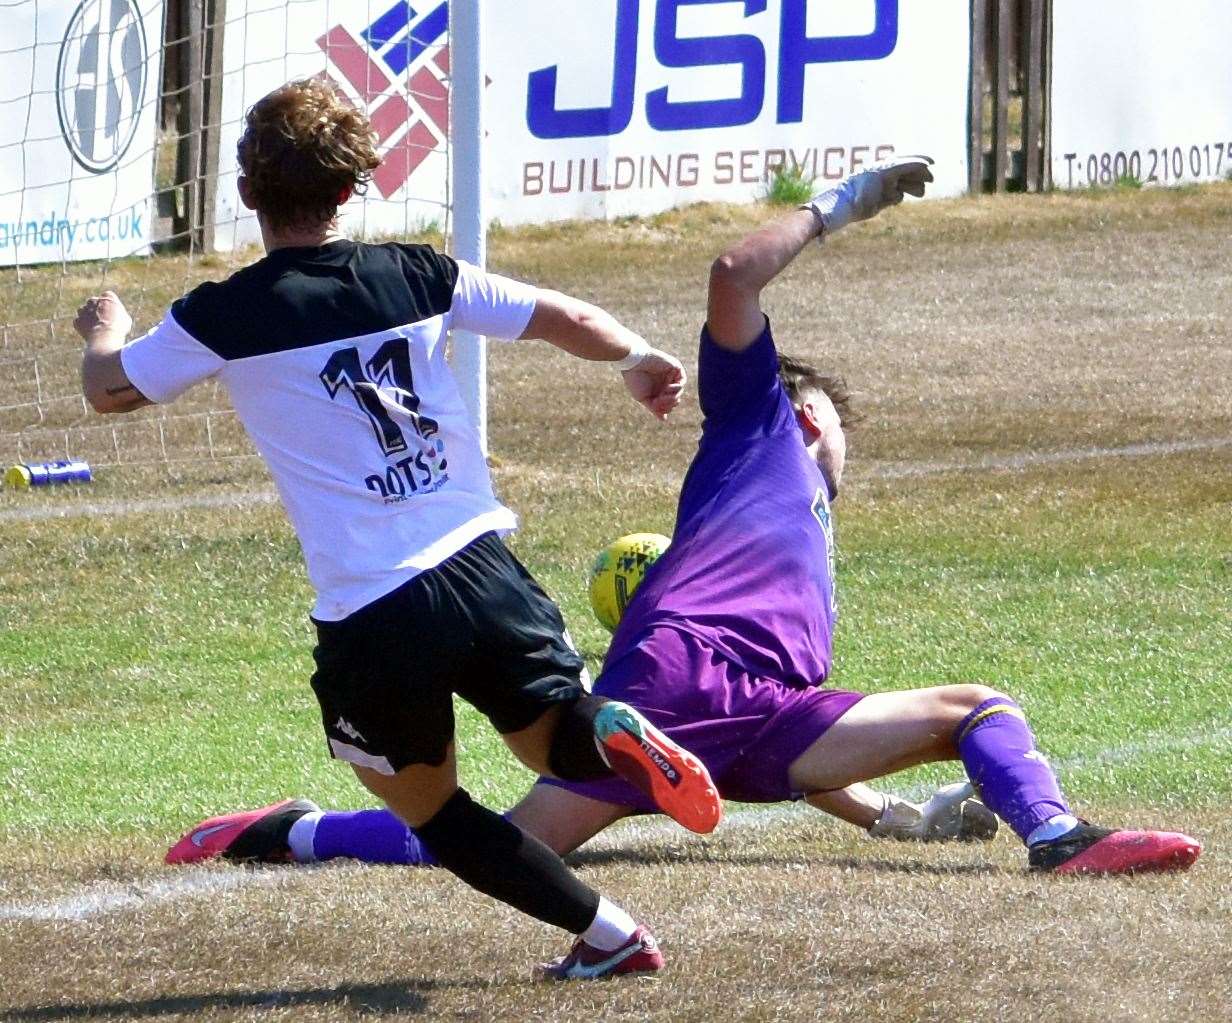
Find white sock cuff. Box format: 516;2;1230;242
580;896;638;952
287;810;324;863
1027;813;1080;847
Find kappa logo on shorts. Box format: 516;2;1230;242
335;717;367;743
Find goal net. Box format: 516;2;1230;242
0;0;454;489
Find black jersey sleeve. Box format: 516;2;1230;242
391;243;460;315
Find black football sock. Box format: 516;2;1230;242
415;788;600;934
548;694;613;781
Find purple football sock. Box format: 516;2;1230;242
312;809;439;866
955;696;1071;844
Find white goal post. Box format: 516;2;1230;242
449;0;489;455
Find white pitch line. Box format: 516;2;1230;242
865;436;1232;480
1051;723;1232;771
0;489;279;523
2;720;1226;923
0;866;298;922
1;435;1229;524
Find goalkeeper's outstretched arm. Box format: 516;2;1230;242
706;155;935;354
707;208;821;353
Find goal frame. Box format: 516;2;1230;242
449;0;489;455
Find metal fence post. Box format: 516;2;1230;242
1021;0;1045;191
969;0;987;193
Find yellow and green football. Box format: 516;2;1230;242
587;532;671;632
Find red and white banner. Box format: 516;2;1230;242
213;0;451;250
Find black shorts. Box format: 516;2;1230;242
310;532;587;774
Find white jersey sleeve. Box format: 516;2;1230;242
120;311;225;403
448;260;539;341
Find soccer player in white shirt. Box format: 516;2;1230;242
75;79;724;980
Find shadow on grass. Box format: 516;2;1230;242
0;978;478;1020
569;846;1001;876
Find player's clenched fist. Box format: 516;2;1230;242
803;155;934;237
622;347;687;421
74;290;132;342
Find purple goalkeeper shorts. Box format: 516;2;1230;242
541;625;864;808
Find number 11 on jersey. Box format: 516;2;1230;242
320;339;439;456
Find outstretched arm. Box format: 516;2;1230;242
707;208;821;352
521;289;686;421
706;155;935;353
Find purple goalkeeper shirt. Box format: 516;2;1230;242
607;320;838;689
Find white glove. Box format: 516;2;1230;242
868;782;998;842
803;154;934;237
867;794;926;839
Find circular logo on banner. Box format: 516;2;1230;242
55;0;149;174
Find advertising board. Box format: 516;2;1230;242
0;0;163;266
1051;1;1232;189
212;0;452;250
484;0;971;224
214;1;968;243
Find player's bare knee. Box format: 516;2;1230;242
962;683;1006;709
937;684;1002;728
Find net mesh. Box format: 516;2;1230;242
0;0;451;483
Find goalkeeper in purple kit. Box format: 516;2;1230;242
171;156;1200;930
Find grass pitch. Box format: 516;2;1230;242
1;185;1230;1020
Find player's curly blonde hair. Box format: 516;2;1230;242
237;79;381;230
778;353;862;429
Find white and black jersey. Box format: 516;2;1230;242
121;240;537;621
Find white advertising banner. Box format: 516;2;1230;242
0;0;163;266
484;0;970;224
1052;1;1232;189
213;0;452;250
213;0;966;243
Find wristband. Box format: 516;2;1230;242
801;202;828;243
801;183;853;240
615;338;651;371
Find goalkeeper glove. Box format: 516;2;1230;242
868;782;998;842
803;154;935;238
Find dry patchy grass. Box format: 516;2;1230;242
0;807;1227;1022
